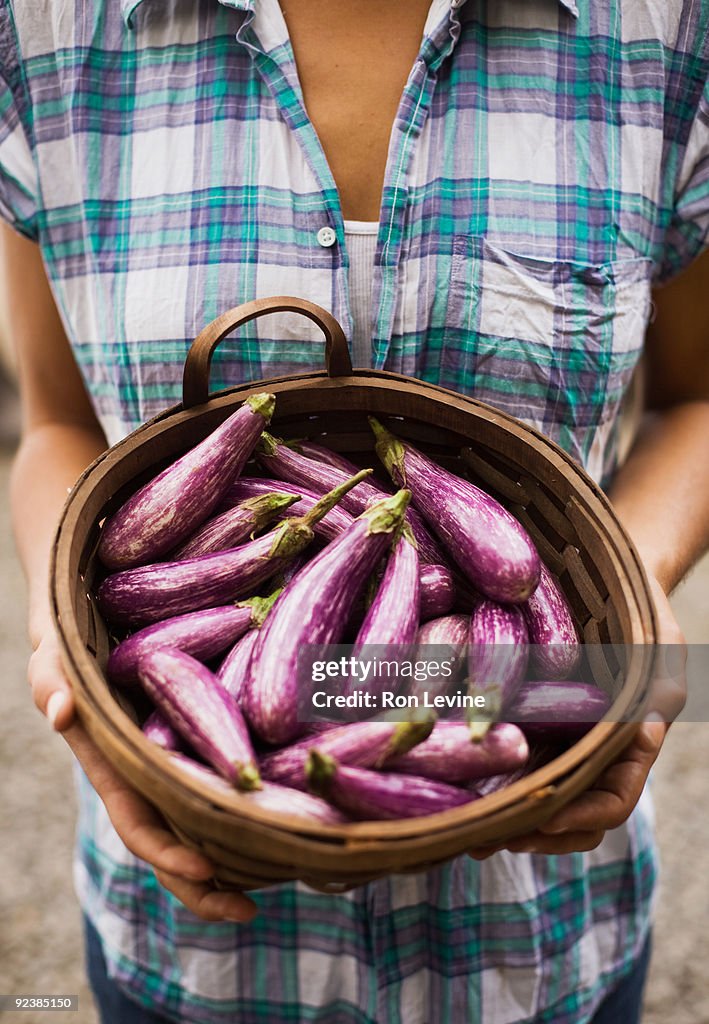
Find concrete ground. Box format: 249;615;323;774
0;409;708;1024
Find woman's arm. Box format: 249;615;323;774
472;257;709;858
608;249;709;592
3;223;256;920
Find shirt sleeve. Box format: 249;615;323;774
0;2;38;239
657;77;709;282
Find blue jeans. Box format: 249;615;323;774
84;915;651;1023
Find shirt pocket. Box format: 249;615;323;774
441;237;653;473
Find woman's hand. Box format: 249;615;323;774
30;631;258;922
468;575;687;860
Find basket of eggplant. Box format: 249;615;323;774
51;297;657;892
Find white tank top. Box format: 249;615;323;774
344;220;378;368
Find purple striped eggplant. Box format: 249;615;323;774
142;709;182;751
217;629;261;702
388;720;528;785
288;438;370;476
222;477;354;542
408;614;470;703
171;491;299;560
243;490;411;745
466;600;529;738
522;562;580;679
170;754;348;825
306;751;477;820
260;718;433;790
415;614;469;664
97;471;371;627
213;588;282;702
137;649;261;790
419;563;456;621
370;418;541;604
107;599;273;686
342;527;420;699
258;432;445;564
98;393;275;571
509;680;611;741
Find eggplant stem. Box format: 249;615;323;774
361;489;411;534
305;749;336;794
245;393;276;423
301;469;373;527
235;762;263;791
368;417;407;485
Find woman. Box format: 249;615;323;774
1;1;705;1021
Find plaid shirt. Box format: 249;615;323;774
2;0;708;1020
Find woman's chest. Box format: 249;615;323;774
278;0;432;221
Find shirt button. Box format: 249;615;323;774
317;226;337;248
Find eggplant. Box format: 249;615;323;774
217;629;260;702
306;751;477;820
509;680;611;741
370;418;541;604
142;709;182;751
260;718;433;791
342;527;421;699
98;471;371;627
407;614;470;703
171;492;300;560
98;393;275;570
415;614;469;663
288;438;370;476
387;721;528;785
522;562;581;679
258;433;445;564
466;600;529;738
170;754;348;825
243;490;411;745
137;649;261;790
419;563;456;621
107;601;268;686
222;477;354;542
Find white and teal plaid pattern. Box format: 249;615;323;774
2;0;708;1020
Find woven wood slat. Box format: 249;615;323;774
459;446;532;505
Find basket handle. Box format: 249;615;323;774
183;296;353;408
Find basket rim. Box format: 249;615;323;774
51;368;658;846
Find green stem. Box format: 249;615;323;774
235;762;263;792
246;393;276;423
305;749;336;796
368;417;407;486
379;714;436;765
301;469;373;528
361;489;411;534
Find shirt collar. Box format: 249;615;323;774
121;0;253;28
121;0;578;31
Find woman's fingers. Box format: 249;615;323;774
539;718;665;837
502;828;606;855
62;719;217;881
28;634;77;731
28;632;216;882
153;869;258;923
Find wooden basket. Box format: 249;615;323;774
51;297;657;893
